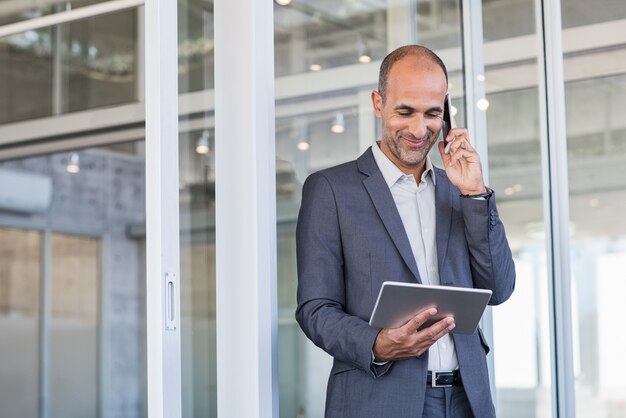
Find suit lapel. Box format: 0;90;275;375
435;168;453;284
358;149;421;283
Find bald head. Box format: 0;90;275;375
377;45;448;102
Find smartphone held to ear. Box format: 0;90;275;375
442;94;456;155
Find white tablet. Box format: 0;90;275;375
369;281;492;334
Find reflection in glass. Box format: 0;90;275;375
179;128;217;418
0;9;137;125
0;228;41;418
0;0;109;26
273;1;462;78
566;74;626;417
178;0;214;94
274;1;464;415
0;28;53;123
0;143;147;417
486;86;554;418
50;234;99;418
178;0;217;415
64;9;138;112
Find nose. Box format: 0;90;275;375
407;114;428;139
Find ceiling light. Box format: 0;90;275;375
451;105;458;116
358;54;372;63
196;130;210;154
476;74;485;82
357;36;372;63
476;98;490;111
66;153;80;174
297;141;310;151
309;63;322;72
504;187;514;196
274;0;291;5
331;112;345;134
589;198;600;208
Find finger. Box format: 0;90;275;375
448;146;480;167
415;317;456;346
404;307;438;332
446;135;471;155
448;128;471;147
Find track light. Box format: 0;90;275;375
196;130;210;154
66;153;80;173
331;112;345;134
357;36;372;63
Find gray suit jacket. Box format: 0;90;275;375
295;147;515;418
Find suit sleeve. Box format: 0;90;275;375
460;192;516;305
295;172;391;378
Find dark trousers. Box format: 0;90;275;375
422;385;474;418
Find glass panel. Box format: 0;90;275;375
0;0;111;26
274;1;464;416
274;0;462;77
0;142;147;417
482;1;554;416
0;227;41;418
566;76;626;416
0;28;54;123
178;0;216;416
0;9;137;125
482;0;535;41
64;9;138;112
50;233;99;418
178;0;214;93
561;0;626;28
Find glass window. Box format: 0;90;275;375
0;142;147;417
482;0;535;41
50;233;99;418
178;1;217;416
0;0;112;26
274;1;464;416
0;227;41;418
64;9;138;112
0;9;137;125
561;0;626;28
482;0;555;415
566;74;626;416
0;28;54;123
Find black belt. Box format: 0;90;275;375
427;370;462;387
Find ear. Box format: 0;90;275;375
371;90;383;118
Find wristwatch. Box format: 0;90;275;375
460;188;493;200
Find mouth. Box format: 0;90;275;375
401;135;428;148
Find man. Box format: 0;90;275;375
295;45;515;417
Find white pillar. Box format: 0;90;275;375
214;0;278;417
145;0;182;415
535;0;576;416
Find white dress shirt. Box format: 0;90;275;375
372;142;458;371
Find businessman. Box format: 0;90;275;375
295;45;515;417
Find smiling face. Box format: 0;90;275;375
372;55;448;177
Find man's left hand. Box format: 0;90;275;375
438;128;487;195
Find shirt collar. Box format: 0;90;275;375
371;141;436;188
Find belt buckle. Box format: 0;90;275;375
431;371;453;388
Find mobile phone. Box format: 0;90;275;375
442;94;456;155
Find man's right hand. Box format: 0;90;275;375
372;308;455;362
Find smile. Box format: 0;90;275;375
401;136;427;147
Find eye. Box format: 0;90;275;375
397;110;413;116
